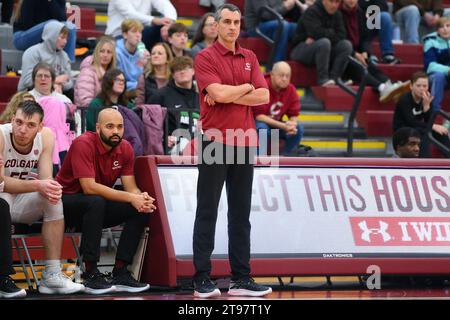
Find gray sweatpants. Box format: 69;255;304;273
290;38;353;85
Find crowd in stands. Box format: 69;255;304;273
1;0;450;299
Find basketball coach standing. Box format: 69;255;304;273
192;3;272;298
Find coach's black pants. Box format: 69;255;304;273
0;198;14;276
62;194;149;264
193;140;256;281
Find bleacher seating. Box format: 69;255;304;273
378;64;424;82
238;37;271;63
227;0;245;12
287;60;317;88
371;43;423;65
171;0;210;17
0;75;20;103
0;24;14;50
72;7;104;39
0;102;7;114
0;49;23;75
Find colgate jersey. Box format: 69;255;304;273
0;123;42;180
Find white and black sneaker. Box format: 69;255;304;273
83;269;116;295
228;277;272;297
39;271;85;295
110;269;150;293
379;80;410;103
0;276;26;299
193;277;221;298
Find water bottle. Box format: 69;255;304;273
137;42;146;60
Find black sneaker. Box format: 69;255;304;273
193;277;221;298
228;277;272;297
110;269;150;293
83;269;116;295
0;276;26;299
381;54;401;65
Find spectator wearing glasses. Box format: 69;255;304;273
86;68;134;132
27;62;72;105
191;13;219;58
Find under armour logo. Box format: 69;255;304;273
245;63;251;71
358;221;391;242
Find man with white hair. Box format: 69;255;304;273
253;61;304;155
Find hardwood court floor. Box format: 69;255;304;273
18;276;450;300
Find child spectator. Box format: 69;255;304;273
13;0;77;61
75;36;117;107
393;71;450;157
167;22;192;58
18;20;73;96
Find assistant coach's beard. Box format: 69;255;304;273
100;130;123;148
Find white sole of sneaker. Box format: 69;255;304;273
84;286;117;295
114;284;150;293
0;289;27;299
38;284;85;295
194;288;221;298
228;287;272;297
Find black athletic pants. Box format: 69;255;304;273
193;139;256;281
62;194;149;264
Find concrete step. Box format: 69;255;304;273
0;49;23;75
0;24;14;50
302;138;388;157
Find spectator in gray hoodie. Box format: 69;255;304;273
18;20;73;96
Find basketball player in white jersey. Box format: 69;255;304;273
0;101;84;295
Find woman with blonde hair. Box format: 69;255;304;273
135;42;173;105
0;91;35;123
75;36;117;107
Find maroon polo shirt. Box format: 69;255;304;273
56;131;135;194
253;74;300;121
194;41;268;146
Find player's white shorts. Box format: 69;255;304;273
0;192;63;224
